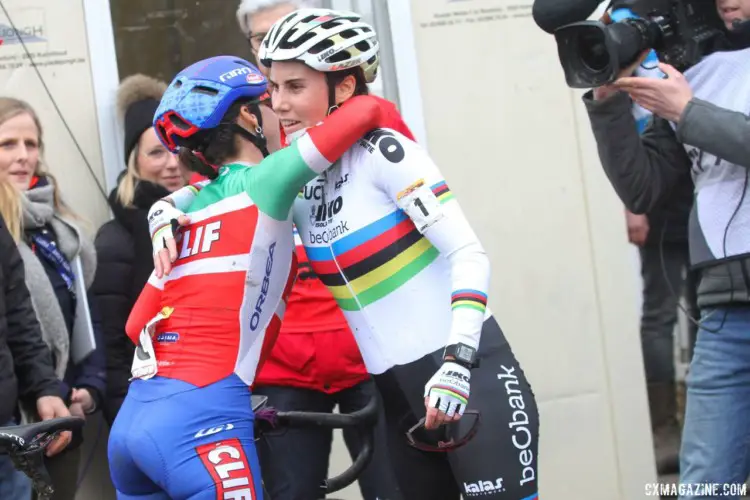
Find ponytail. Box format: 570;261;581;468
178;147;220;180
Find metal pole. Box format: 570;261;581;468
371;0;401;109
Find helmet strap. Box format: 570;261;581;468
230;103;270;158
231;123;270;158
327;84;338;115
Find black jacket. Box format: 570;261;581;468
643;173;693;247
0;216;60;424
90;181;169;421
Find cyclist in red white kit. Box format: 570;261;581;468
107;55;392;500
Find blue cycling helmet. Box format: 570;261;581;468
153;55;269;155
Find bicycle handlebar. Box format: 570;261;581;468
258;394;378;494
274;391;378;428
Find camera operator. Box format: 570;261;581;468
582;0;750;493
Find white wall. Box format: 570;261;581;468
0;0;120;229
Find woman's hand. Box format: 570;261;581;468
423;362;470;429
625;210;650;247
71;388;95;414
36;395;72;457
148;200;190;278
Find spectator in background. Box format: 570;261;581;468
235;2;403;499
618;54;698;474
0;97;106;500
626;177;697;475
90;74;183;425
0;177;72;499
239;0;319;72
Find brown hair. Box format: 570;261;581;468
325;67;370;103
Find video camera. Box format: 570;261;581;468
542;0;726;88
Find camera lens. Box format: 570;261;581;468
577;30;609;72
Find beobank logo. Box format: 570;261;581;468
197;438;257;499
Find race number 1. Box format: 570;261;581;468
397;179;443;233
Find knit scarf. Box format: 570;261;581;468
16;180;96;379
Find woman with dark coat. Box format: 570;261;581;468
90;74;185;425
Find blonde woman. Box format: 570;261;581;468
89;74;184;425
0;97;106;500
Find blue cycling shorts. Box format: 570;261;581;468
108;374;262;500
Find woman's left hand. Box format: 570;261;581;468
68;402;85;419
71;388;94;414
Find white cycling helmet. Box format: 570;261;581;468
258;8;380;83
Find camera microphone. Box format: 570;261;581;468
532;0;603;34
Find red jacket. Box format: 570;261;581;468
189;96;415;393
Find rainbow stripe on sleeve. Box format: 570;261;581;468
451;289;487;313
431;181;454;203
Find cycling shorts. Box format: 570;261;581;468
108;374;262;500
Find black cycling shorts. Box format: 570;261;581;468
374;316;539;500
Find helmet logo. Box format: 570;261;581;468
220;67;260;83
246;72;264;84
329;58;361;71
311;15;334;24
318;47;336;61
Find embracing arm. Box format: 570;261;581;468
248;94;390;220
373;132;489;350
582;91;692;214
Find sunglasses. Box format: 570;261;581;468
405;409;481;453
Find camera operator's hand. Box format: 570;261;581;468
625;210;649;247
613;63;693;122
592;12;651;101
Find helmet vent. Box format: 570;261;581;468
281;30;316;49
168;114;192;130
192;85;219;96
329;50;351;63
309;39;334;54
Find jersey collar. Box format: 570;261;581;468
219;161;257;175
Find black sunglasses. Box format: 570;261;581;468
405;410;481;453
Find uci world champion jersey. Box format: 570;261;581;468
125;96;387;388
293;129;492;375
